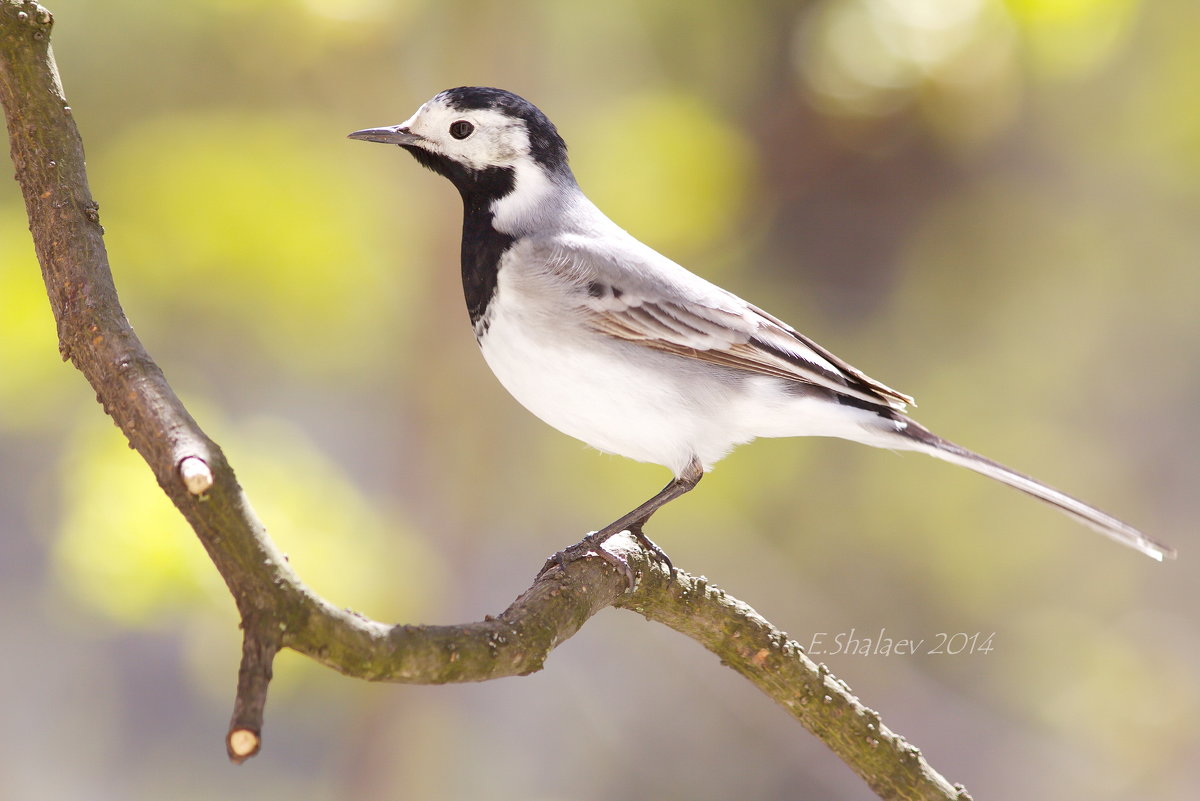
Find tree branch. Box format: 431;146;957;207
1;3;970;799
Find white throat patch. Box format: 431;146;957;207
490;159;558;234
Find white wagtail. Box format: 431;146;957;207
349;87;1175;576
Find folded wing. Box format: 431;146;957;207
553;236;913;411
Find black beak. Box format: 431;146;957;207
347;125;423;146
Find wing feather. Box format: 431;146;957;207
545;234;913;410
587;294;911;409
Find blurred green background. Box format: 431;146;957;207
2;0;1197;798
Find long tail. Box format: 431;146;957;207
891;417;1176;562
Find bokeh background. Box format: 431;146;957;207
2;0;1198;798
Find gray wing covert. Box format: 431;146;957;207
551;236;913;410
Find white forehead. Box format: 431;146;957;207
401;97;533;169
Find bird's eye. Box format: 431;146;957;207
449;120;474;140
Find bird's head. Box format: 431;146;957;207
349;87;574;220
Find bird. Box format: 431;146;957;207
348;86;1175;578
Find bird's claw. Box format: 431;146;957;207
585;532;638;588
538;534;636;589
627;522;676;581
537;526;676;589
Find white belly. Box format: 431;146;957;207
477;264;755;473
476;258;890;474
479;316;701;474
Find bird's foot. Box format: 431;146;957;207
625;521;676;581
538;534;636;588
537;524;676;588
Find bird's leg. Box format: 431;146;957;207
589;458;704;546
539;458;703;586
